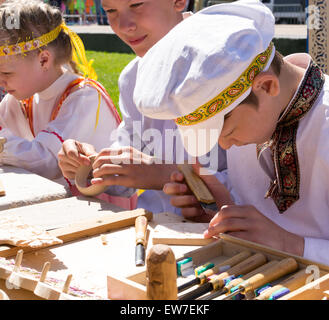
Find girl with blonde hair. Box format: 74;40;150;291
0;0;120;182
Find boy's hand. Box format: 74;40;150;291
58;139;96;179
163;170;211;222
163;162;234;222
204;204;304;256
90;146;176;190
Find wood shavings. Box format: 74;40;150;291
100;234;108;245
0;216;63;248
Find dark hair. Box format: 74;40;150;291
0;0;79;73
241;50;284;107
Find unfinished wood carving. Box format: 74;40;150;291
75;155;107;196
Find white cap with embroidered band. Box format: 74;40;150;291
133;0;276;157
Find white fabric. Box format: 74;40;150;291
220;54;329;265
0;70;118;180
113;58;227;214
133;0;275;156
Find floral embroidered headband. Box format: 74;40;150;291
175;42;274;126
0;22;97;80
0;23;62;56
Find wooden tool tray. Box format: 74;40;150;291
107;233;329;300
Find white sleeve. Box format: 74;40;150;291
0;127;60;179
0;87;118;179
110;58;145;150
214;169;241;204
302;112;329;265
303;238;329;265
0;95;60;179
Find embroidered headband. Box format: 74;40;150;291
175;42;274;126
0;22;97;80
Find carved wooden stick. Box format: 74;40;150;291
146;244;177;300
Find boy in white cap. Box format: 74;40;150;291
57;0;226;214
133;0;329;265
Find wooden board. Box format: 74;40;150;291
0;208;152;258
152;223;216;246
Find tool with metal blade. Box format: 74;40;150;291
179;253;267;300
135;215;148;266
198;260;279;300
219;257;298;300
255;268;311;300
178;250;252;293
177;164;218;212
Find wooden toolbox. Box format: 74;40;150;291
107;233;329;300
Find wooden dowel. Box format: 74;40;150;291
146;244;177;300
39;262;51;283
13;250;23;272
62;274;73;294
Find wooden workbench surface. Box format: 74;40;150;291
0;210;200;300
0;167;204;300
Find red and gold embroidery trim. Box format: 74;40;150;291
20;77;121;137
175;42;274;126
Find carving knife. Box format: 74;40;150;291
177;164;218;212
135;215;148;266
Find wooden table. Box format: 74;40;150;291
0;192;200;299
0;212;200;299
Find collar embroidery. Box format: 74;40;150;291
257;60;325;213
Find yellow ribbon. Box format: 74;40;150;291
61;23;97;81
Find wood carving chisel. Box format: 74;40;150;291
198;260;279;300
135;215;148;266
177;164;218;212
179;252;267;300
178;250;252;293
255;268;311;300
220;257;299;300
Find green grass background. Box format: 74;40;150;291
86;51;136;114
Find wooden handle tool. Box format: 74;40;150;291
146;244;177;300
221;257;299;300
135;215;148;266
255;268;310;300
200;260;279;300
178;250;252;293
179;253;267;300
177;164;218;212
